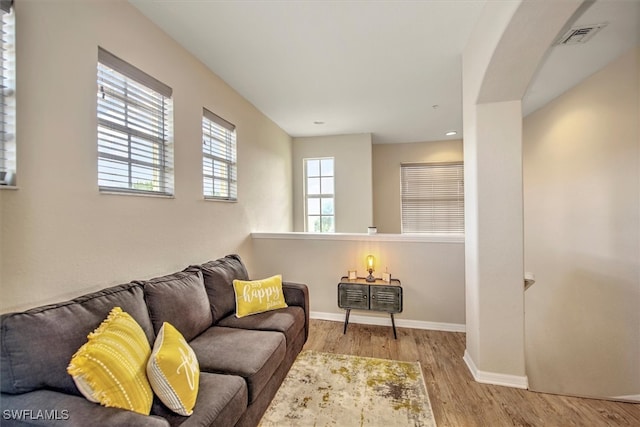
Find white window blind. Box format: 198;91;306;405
401;162;464;234
0;0;15;186
97;47;174;195
202;108;237;201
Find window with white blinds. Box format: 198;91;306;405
0;0;15;187
202;108;237;201
97;48;174;195
401;162;464;234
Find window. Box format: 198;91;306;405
0;1;15;186
401;162;464;234
202;109;237;201
304;158;334;232
97;48;173;195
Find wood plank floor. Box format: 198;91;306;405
302;319;640;426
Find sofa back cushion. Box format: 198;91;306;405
142;270;212;342
188;254;249;324
0;283;154;395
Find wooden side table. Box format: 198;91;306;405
337;277;403;339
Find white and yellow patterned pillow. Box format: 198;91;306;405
147;322;200;416
232;274;288;318
67;307;153;415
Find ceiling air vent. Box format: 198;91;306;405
555;23;607;46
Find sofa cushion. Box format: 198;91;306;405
147;322;199;416
1;282;154;395
232;275;288;318
217;306;305;346
67;307;153;415
188;327;285;404
151;372;247;427
142;270;212;342
187;254;249;324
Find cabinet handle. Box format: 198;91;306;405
363;295;367;299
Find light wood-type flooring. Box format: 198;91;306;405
302;319;640;426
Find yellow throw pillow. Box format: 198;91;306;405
67;307;153;415
233;274;288;318
147;322;200;416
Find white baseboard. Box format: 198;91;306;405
611;394;640;402
310;311;466;333
463;349;529;389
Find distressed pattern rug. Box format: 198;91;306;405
259;350;436;427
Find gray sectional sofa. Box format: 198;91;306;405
0;254;309;426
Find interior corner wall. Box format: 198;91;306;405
292;134;373;233
372;140;463;233
0;0;292;312
523;46;640;399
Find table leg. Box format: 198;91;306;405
390;313;397;340
343;309;351;334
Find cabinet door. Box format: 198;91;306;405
338;283;369;310
370;285;402;313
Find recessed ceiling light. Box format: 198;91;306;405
313;121;325;125
445;131;457;136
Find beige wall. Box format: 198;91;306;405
252;234;465;328
523;47;640;399
292;134;372;233
372;140;463;233
0;0;292;312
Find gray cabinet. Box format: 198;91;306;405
337;277;402;338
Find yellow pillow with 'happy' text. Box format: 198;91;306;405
147;322;200;416
233;275;288;318
67;307;153;415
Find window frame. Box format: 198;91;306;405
96;47;174;196
303;157;335;233
400;161;464;235
0;1;16;187
202;108;237;201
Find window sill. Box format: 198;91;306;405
0;185;18;191
251;232;464;244
204;197;237;203
99;190;174;199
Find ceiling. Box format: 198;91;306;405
130;0;639;144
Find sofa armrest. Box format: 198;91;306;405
282;282;310;341
1;391;169;427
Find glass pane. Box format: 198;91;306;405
307;177;320;195
321;177;333;194
305;159;320;177
321;216;335;232
307;216;321;232
320;158;334;176
307;198;320;215
321;198;334;215
203;176;213;196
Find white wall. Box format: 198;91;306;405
523;47;640;400
0;0;292;312
372;140;463;233
291;134;372;233
462;0;583;388
252;233;465;329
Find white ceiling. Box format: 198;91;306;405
130;0;639;144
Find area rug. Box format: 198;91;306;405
259;350;436;427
